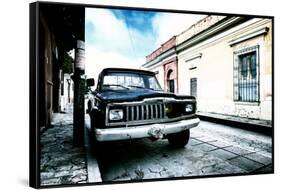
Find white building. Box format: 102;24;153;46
60;73;74;112
143;16;272;121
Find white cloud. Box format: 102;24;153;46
86;8;132;53
85;46;144;81
85;8;206;82
85;8;154;80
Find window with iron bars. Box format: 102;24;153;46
233;45;259;102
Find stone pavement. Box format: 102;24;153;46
192;121;272;173
40;104;88;186
96;121;272;181
39;103;272;185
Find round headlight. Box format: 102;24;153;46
185;104;193;112
109;109;124;120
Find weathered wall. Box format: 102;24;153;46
146;36;176;63
177;18;272;120
143;35;177;91
40;13;54;127
163;57;178;92
144;57;178;92
176;15;226;45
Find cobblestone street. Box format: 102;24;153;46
39;104;272;185
93;121;272;182
40;105;88;186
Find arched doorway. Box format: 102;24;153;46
163;57;178;93
167;69;175;93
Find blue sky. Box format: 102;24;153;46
85;7;205;79
112;9;156;33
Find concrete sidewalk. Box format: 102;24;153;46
40;108;88;186
40;103;102;186
196;111;272;135
84;114;102;183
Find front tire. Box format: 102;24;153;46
167;129;190;147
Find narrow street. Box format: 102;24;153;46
87;120;272;182
40;105;272;185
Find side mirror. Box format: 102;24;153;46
86;78;95;87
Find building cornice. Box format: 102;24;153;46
176;17;249;53
228;27;269;46
142;16;250;69
142;47;176;68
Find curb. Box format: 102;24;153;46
197;114;272;136
84;117;103;183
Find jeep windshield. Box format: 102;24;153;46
102;72;162;91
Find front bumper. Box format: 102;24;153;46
95;118;200;141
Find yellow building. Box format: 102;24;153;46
143;16;273;121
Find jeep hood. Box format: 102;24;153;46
95;89;195;103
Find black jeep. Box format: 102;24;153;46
86;68;200;147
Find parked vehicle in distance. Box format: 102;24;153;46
86;68;200;147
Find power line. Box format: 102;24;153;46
124;16;139;66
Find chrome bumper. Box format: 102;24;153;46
95;118;200;141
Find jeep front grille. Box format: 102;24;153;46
105;98;196;127
126;103;165;121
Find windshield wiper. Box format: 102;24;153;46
128;85;160;91
128;85;146;89
103;84;129;90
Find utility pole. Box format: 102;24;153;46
73;40;85;147
73;8;85;147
